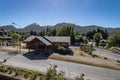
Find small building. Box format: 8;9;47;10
0;29;7;36
99;39;107;46
24;36;70;50
87;41;96;47
0;36;12;46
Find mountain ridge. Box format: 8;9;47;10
0;22;120;35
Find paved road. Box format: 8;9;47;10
0;51;120;80
95;48;120;60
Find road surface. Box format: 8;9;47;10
0;51;120;80
95;48;120;60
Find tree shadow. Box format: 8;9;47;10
23;48;73;60
23;49;53;60
68;48;74;56
7;52;17;55
54;48;74;56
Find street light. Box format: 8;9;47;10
12;22;21;53
12;22;21;35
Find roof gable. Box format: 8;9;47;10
36;36;52;45
24;36;36;42
24;36;52;46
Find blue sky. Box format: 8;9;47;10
0;0;120;28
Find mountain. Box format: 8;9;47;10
78;25;120;35
51;23;120;35
53;22;76;28
22;23;44;32
76;25;104;33
0;22;120;35
0;25;17;31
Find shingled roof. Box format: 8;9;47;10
44;36;70;43
24;36;70;46
37;36;52;46
24;36;52;46
24;36;36;42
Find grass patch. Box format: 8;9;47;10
0;65;85;80
0;65;44;80
49;54;120;70
72;48;118;62
0;48;27;55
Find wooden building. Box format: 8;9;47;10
0;36;12;46
24;36;70;50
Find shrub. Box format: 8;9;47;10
23;71;31;79
30;71;38;80
0;66;7;74
56;46;69;55
74;73;85;80
99;43;106;47
104;43;111;49
82;45;94;55
45;64;64;80
109;47;117;53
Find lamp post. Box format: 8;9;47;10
12;22;21;53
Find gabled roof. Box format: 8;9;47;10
37;36;52;46
24;36;36;42
24;36;52;46
24;36;70;46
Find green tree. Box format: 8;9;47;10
70;26;75;44
108;32;120;47
33;31;37;36
11;33;20;51
74;32;83;44
2;35;7;39
30;30;34;35
11;32;20;42
102;29;108;39
97;28;101;33
56;29;61;36
40;30;45;36
2;35;7;46
86;28;108;40
93;33;101;46
51;28;56;36
86;31;93;40
45;27;52;36
21;32;30;41
83;37;88;44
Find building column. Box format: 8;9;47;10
28;45;30;53
45;46;47;51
